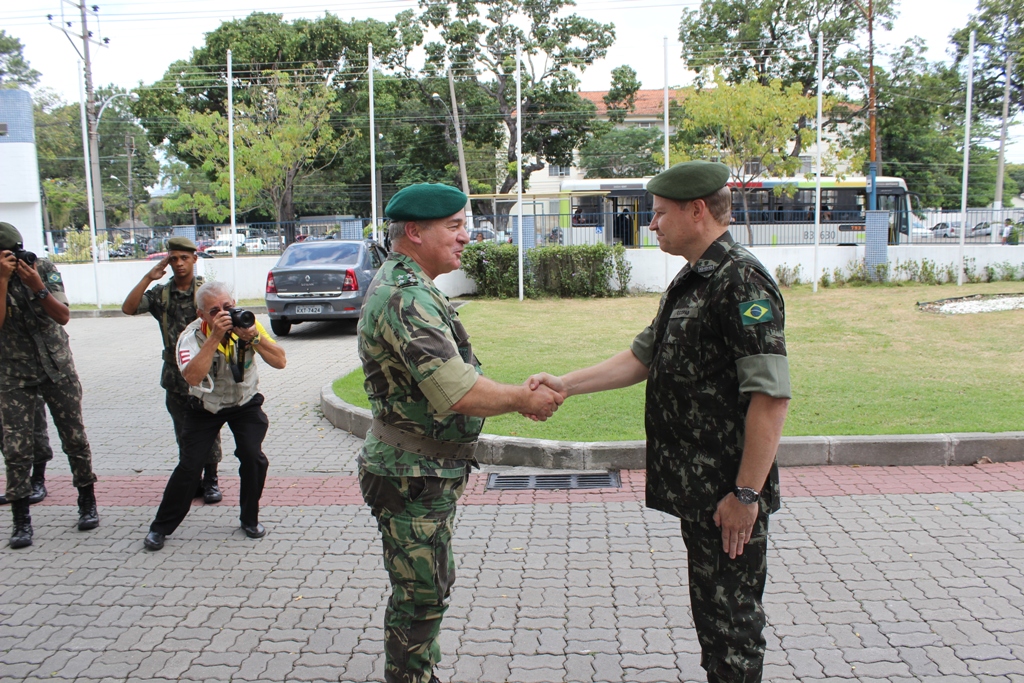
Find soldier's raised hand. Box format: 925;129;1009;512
0;251;15;281
147;255;170;282
15;259;44;291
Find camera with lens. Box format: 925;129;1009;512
228;308;256;329
11;244;36;266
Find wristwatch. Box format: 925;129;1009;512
733;486;760;505
250;333;261;346
34;288;50;301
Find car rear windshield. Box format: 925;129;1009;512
279;242;361;266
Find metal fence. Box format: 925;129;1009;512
40;207;1024;263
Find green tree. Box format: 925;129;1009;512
176;70;344;236
678;0;895;92
579;127;663;178
159;159;230;225
952;0;1024;120
604;65;641;124
674;77;815;244
873;39;999;208
0;30;39;88
419;0;615;199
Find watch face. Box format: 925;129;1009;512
735;488;759;505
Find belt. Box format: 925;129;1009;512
369;419;478;461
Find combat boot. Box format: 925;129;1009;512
76;484;99;531
202;463;222;504
27;463;47;505
0;493;7;505
10;498;32;548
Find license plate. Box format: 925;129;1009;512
294;305;322;315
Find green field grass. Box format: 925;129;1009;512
334;282;1024;439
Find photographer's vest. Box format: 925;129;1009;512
176;318;260;414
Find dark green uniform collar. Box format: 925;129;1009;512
689;230;737;279
387;252;433;286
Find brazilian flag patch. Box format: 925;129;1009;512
739;299;773;326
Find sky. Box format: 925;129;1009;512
4;0;1015;161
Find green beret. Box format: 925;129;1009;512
0;222;24;251
647;160;731;201
385;183;468;222
166;236;197;253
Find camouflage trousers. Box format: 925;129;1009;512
359;467;469;683
0;391;54;466
0;375;97;501
680;512;770;683
166;389;222;465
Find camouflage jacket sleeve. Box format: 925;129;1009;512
135;282;160;316
37;260;70;306
378;288;479;413
714;265;791;399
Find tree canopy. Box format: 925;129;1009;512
0;30;39;89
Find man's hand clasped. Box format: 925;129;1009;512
519;372;568;421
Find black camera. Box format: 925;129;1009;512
10;245;36;266
229;308;256;328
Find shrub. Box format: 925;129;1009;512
774;263;802;287
531;243;631;297
460;243;526;298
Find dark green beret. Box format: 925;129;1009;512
167;236;197;252
647;160;731;201
0;222;24;251
385;183;468;222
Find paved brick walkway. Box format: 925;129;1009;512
2;315;1024;682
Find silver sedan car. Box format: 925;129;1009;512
265;239;388;336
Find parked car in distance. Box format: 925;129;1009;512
146;251;167;261
265;239;388;336
205;234;246;255
930;222;961;238
968;221;992;237
244;237;269;253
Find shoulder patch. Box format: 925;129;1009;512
48;271;62;284
739;299;773;326
695;262;716;274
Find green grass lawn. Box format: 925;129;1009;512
334;282;1024;439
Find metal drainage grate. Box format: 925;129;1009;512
486;472;621;491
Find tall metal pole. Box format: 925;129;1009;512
78;60;101;309
994;51;1013;212
448;66;473;223
663;37;670;172
78;1;107;236
516;42;524;302
813;33;823;294
958;31;976;287
126;135;135;244
369;43;378;243
867;0;878;211
228;49;238;289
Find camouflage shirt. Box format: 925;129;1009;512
357;253;483;479
134;276;202;395
0;259;76;390
630;231;791;521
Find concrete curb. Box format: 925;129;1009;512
320;386;1024;469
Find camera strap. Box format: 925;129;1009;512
228;338;248;383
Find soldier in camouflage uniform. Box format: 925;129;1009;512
358;183;563;683
0;221;100;548
530;161;791;683
121;236;222;503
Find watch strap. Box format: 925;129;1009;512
734;486;760;505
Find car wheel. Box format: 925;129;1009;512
271;319;292;336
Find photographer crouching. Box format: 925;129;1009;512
143;281;286;551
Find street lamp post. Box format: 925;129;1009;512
432;71;473;222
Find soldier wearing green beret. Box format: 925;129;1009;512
122;236;223;504
529;161;791;683
358;183;564;683
0;222;100;548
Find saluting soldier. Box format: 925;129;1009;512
122;237;222;503
358;183;563;683
530;161;791;683
0;221;100;548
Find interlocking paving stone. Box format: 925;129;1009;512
1;315;1023;682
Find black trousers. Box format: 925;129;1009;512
150;393;269;535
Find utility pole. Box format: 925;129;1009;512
994;51;1014;211
447;67;472;222
854;0;878;209
51;1;109;234
125;134;135;243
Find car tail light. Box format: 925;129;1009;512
343;269;358;292
266;272;277;294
